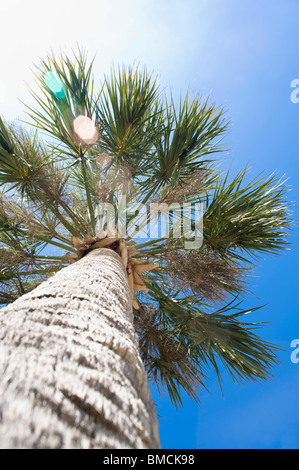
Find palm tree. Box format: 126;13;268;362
0;48;291;449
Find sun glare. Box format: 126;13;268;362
73;115;99;145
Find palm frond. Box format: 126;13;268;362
203;168;292;261
136;280;281;406
24;46;100;157
0;117;52;197
96;64;162;176
134;305;209;408
147;94;228;186
160;250;250;301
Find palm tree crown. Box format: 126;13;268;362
0;48;291;407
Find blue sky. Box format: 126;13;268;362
0;0;298;449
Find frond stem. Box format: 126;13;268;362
80;155;96;234
33;188;80;238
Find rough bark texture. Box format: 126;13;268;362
0;248;161;449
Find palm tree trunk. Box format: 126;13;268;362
0;248;161;449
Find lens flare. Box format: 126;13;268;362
96;153;112;169
73;115;99;146
43;71;66;99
